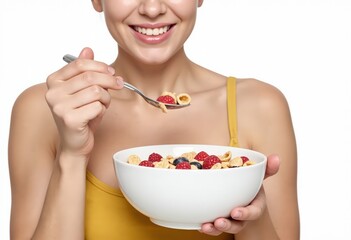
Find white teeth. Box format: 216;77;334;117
135;26;170;36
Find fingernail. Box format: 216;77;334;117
108;66;115;75
206;225;214;232
116;76;124;86
217;219;226;228
232;210;242;219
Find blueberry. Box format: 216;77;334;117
230;166;239;168
173;157;189;166
190;161;202;169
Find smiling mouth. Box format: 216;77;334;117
132;25;174;36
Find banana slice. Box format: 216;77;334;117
176;93;191;105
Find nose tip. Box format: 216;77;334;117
139;0;166;18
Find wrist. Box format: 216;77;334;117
56;150;89;173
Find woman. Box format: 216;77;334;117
8;0;299;239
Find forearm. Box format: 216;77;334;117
32;153;87;240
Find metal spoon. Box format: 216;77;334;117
63;54;190;110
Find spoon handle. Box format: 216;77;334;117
63;54;77;63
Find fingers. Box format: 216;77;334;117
47;47;117;90
45;47;124;115
64;72;122;95
45;70;123;121
201;155;280;237
200;188;266;235
265;154;280;179
230;188;266;222
67;85;112;110
45;48;125;136
47;82;113;120
201;219;246;236
47;58;117;88
44;47;122;156
63;101;107;131
200;222;223;236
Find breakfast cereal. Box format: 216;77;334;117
127;150;255;170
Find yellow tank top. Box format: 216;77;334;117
85;77;238;239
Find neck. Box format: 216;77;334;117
111;48;196;94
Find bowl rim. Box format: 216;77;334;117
113;144;267;172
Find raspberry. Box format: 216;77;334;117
175;161;191;169
157;95;176;104
194;151;209;161
202;155;221;169
139;160;154;167
241;156;249;164
148;152;163;162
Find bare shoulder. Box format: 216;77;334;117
236;78;290;113
235;78;294;149
12;83;51;119
10;83;57;156
13;83;48;108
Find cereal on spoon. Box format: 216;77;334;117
157;91;191;113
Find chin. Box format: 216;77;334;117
135;47;178;65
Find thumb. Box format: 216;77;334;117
264;154;280;179
78;47;94;60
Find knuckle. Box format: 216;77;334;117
81;71;94;84
90;85;102;94
90;101;105;114
46;73;56;87
51;104;65;117
74;58;107;73
61;111;79;128
89;85;103;99
73;58;86;70
45;89;56;105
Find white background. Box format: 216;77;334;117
1;0;350;239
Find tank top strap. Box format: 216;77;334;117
227;77;239;147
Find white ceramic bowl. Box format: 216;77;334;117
113;144;267;230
